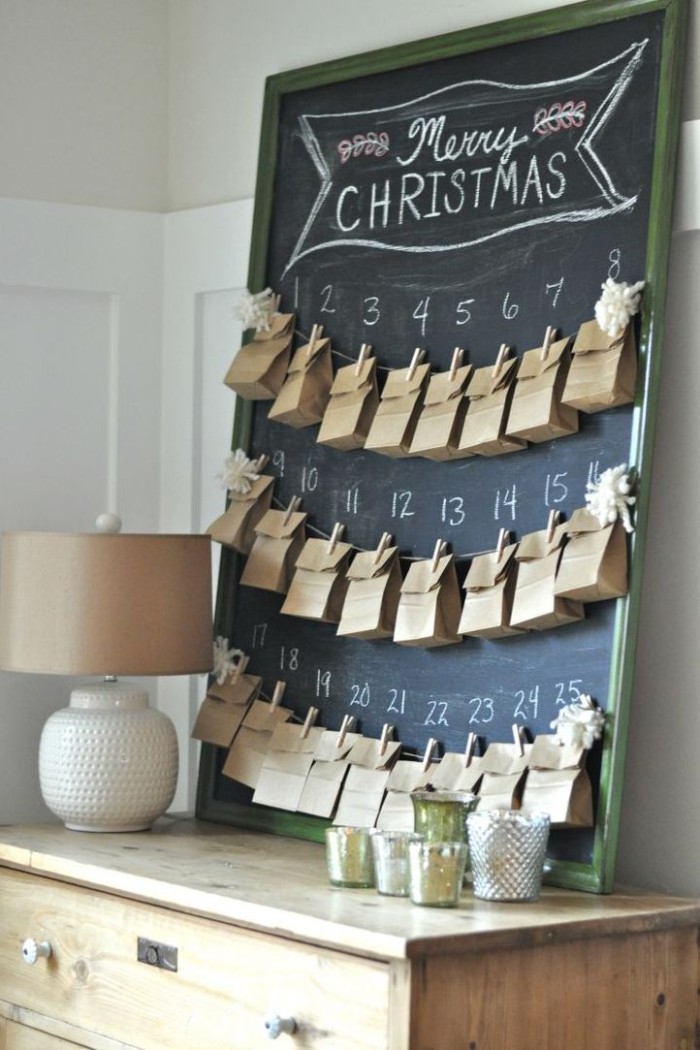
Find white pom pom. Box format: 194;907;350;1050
594;278;645;339
233;288;275;332
585;463;636;533
216;449;261;495
550;696;605;750
212;636;245;685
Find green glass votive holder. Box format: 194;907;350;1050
325;826;375;888
370;830;423;896
411;790;480;843
408;840;468;907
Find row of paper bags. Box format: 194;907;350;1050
223;313;637;458
192;678;592;829
210;498;627;644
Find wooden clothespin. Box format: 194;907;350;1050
232;654;249;681
540;325;557;362
307;323;323;357
254;453;270;472
354;343;372;376
496;527;509;563
373;531;392;565
283;495;302;525
512;723;525;757
421;737;437;772
301;706;319;739
327;522;345;554
336;714;355;749
464;731;477;768
492;343;510;379
430;539;446;574
406;347;425;382
545;509;561;543
269;681;286;710
378;723;393;757
448;347;464;382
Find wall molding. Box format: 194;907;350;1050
160;199;253;808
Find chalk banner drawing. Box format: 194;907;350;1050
286;42;647;272
198;0;688;895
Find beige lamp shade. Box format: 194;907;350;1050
0;531;213;676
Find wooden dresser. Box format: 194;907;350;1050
0;818;697;1050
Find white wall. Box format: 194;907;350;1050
0;0;699;895
0;0;169;211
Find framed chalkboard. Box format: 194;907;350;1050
197;0;687;892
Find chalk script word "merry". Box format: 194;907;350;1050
394;115;528;168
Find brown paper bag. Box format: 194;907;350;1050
520;734;593;827
458;539;523;638
364;356;431;457
426;752;484;793
267;326;333;427
561;318;637;413
206;474;274;555
506;333;579;442
477;740;531;810
190;672;262;748
333;730;400;825
375;790;416;831
221;696;293;789
409;358;474;460
223;311;295;400
337;539;402;640
239;504;307;593
510;525;584;630
554;508;628;602
252;720;324;812
297;760;350;819
394;547;462;647
478;772;526;810
333;765;391;827
296;719;360;818
456;348;527;456
316;350;379;450
281;532;353;623
344;734;402;771
376;757;433;830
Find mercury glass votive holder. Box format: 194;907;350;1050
407;840;468;907
467;810;551;902
370;830;423;896
325;826;375;888
410;790;480;843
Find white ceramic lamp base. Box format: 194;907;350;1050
38;680;178;832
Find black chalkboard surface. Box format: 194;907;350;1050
197;0;688;892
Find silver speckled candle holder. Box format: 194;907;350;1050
467;810;551;902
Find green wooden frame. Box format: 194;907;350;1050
197;0;688;893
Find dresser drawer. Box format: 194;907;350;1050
0;868;389;1050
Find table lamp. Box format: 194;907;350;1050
0;525;213;832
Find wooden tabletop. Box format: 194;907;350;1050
0;817;698;962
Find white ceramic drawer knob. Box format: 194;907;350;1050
264;1014;297;1039
21;938;52;965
